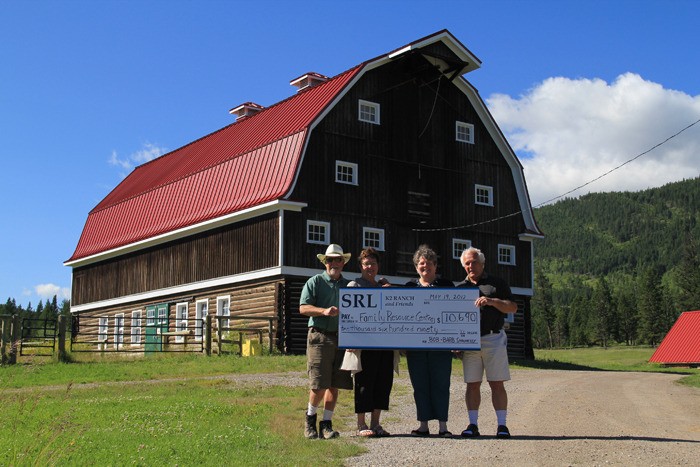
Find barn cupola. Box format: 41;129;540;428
229;102;265;121
289;72;329;92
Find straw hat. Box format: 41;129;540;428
316;244;351;265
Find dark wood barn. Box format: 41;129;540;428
65;30;543;359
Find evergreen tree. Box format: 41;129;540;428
636;268;665;346
591;277;615;348
675;234;700;311
568;293;592;346
615;285;637;345
532;268;556;348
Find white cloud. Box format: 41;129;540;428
108;142;166;177
486;73;700;206
34;283;71;301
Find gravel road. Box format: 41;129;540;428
343;369;700;466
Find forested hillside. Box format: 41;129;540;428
531;176;700;348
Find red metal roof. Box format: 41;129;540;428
67;65;362;262
649;311;700;364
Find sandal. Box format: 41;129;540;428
438;430;452;438
410;428;430;437
358;426;375;437
373;425;390;437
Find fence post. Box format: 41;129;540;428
216;316;222;356
57;315;67;362
1;316;7;365
9;314;20;364
205;314;212;356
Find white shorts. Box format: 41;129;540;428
461;330;511;383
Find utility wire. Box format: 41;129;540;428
413;117;700;232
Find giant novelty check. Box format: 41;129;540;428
338;287;481;350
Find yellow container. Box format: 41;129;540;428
242;337;262;357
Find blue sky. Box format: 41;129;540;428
2;0;699;309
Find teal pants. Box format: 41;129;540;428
406;350;452;421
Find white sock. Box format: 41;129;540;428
323;409;334;421
496;410;507;426
468;410;479;425
307;403;318;416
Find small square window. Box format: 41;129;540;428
363;227;385;250
452;239;472;260
498;244;516;266
456;121;474;144
113;313;124;349
307;221;330;245
475;184;493;206
335;161;358;185
359;99;380;124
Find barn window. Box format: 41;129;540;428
175;302;188;343
307;220;330;245
452;238;472;260
359;99;380;124
98;317;109;342
363;227;385;250
216;296;230;329
475;184;493;206
131;310;142;345
456;121;474;144
113;313;125;349
335;161;358;185
498;244;516;266
195;299;208;342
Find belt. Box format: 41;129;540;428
310;326;338;335
481;329;502;336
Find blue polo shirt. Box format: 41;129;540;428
299;271;349;332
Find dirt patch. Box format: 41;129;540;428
344;369;700;466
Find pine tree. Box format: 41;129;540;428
591;277;615;348
675;234;700;311
532;268;556;348
637;268;665;346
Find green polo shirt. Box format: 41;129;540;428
299;271;349;332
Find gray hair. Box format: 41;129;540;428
461;246;485;266
413;244;438;266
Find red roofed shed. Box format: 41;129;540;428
649;311;700;366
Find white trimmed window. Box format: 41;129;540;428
306;220;330;245
131;310;142;345
456;121;474;144
363;227;385;250
146;307;155;326
98;317;109;342
498;244;516;266
452;238;472;260
114;313;124;349
358;99;380;124
175;302;188;343
216;296;230;330
475;184;493;206
195;299;208;342
335;160;358;185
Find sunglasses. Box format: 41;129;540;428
325;257;344;264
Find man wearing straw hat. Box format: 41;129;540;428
300;244;354;439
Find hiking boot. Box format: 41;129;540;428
318;419;340;439
304;413;318;439
496;424;511;439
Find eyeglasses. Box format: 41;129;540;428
325;257;344;264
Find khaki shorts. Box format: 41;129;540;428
307;328;353;390
462;330;511;383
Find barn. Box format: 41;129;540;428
649;311;700;367
65;29;543;358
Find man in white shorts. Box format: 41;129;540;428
457;247;518;439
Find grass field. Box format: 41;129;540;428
1;347;698;465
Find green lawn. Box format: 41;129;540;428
2;347;698;465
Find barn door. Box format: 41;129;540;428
145;303;169;352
